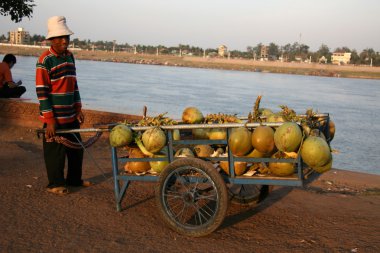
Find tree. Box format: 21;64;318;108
268;42;279;60
0;0;35;22
350;50;360;65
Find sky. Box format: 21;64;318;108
1;0;379;52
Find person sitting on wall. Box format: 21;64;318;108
0;54;26;98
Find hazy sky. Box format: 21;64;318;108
1;0;379;52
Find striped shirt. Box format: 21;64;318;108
36;47;82;125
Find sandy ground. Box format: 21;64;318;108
0;124;379;253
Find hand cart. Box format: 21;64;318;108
108;113;331;237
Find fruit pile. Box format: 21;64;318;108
109;97;335;177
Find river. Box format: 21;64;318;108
6;55;380;175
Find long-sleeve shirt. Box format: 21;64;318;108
36;47;82;125
0;62;13;88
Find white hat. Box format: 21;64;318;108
46;16;74;39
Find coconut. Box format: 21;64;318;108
174;147;195;157
219;161;247;176
208;128;227;140
329;120;335;141
172;129;180;141
149;153;169;173
268;151;295;176
274;122;303;152
228;127;252;156
109;124;133;147
313;155;333;173
259;108;274;116
124;148;151;173
301;136;331;168
251;125;275;154
246;149;272;158
182;107;204;124
309;129;326;140
193;145;214;157
192;128;209;139
266;113;285;123
142;127;166;153
301;123;311;137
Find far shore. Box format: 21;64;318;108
1;44;380;80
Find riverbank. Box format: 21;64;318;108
1;44;380;80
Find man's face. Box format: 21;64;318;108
50;35;70;55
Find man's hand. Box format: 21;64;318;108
7;82;18;89
45;122;56;139
76;111;84;124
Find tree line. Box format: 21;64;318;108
1;33;379;66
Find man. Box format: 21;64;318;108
0;54;26;98
36;16;91;195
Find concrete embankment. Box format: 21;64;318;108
0;99;141;129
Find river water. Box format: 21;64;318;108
6;55;380;175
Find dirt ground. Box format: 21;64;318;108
0;124;379;253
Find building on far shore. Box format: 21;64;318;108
260;45;268;60
9;28;30;45
331;52;351;65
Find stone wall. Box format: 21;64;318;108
0;99;142;129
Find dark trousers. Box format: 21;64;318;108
0;85;26;98
43;120;84;187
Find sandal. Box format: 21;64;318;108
46;186;69;195
82;181;94;187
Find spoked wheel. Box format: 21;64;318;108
156;158;228;237
227;184;271;207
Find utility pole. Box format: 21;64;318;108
156;47;159;56
112;40;116;53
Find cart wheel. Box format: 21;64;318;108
156;157;228;237
227;184;271;207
